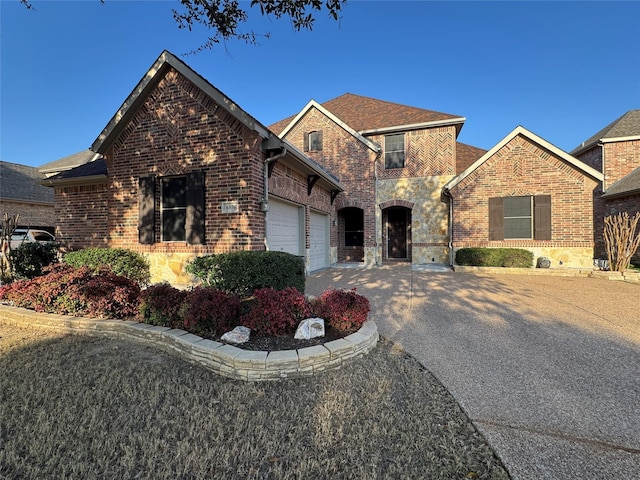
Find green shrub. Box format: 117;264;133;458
186;250;305;295
9;241;58;280
455;248;533;268
240;287;311;336
0;264;140;319
139;283;186;328
65;248;150;285
312;288;370;332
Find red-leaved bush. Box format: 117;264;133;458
240;287;311;336
0;264;140;319
139;283;186;328
313;288;370;332
179;287;240;337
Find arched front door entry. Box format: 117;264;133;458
384;207;411;261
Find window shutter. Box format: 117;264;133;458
317;130;323;151
534;195;551;240
186;170;205;245
488;197;504;241
303;132;309;152
138;175;156;245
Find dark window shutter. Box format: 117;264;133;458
489;197;504;241
138;175;156;245
317;130;323;151
534;195;551;240
186;170;205;245
303;132;309;152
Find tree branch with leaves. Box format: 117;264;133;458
20;0;346;51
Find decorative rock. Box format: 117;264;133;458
536;257;551;268
221;326;251;344
294;318;325;340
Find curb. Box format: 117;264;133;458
0;305;379;381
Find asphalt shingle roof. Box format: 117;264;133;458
47;158;107;180
456;142;487;174
0;161;54;203
602;165;640;199
571;110;640;154
38;149;100;174
270;93;463;135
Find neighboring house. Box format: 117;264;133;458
444;127;603;268
270;93;478;266
39;149;102;178
0;161;55;232
571;110;640;263
42;51;341;284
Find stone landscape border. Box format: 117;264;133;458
0;305;379;381
453;266;640;283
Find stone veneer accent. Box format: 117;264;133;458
0;305;379;381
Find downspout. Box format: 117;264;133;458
599;142;605;192
374;149;382;265
263;147;287;249
443;188;454;267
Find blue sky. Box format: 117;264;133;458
1;0;639;167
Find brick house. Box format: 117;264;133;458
443;127;603;268
43;51;341;284
571;110;640;263
0;161;55;232
43;51;621;281
270;94;488;266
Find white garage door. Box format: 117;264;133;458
267;198;302;255
309;211;329;271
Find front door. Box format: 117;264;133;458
387;208;407;259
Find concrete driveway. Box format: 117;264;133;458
306;266;640;480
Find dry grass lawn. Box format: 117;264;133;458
0;323;508;479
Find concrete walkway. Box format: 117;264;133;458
306;265;640;480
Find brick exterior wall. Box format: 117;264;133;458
54;183;109;249
576;140;640;261
54;67;332;283
282;106;377;263
104;68;266;258
0;200;54;231
449;134;599;267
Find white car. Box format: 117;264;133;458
9;229;56;250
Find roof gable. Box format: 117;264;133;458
271;93;465;137
279;100;380;152
91;50;270;155
445;126;604;193
0;161;54;204
571;109;640;155
456;142;487;174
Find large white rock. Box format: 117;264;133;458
294;318;325;340
221;326;251;344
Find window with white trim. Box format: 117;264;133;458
385;133;405;169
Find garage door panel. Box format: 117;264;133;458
309;211;328;271
267;199;301;256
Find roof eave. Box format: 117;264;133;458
601;188;640;199
359;117;466;136
40;175;108;188
571;134;640;156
